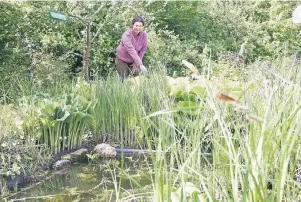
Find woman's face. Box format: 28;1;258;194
132;21;143;34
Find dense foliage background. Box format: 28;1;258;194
1;1;301;102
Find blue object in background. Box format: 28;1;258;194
50;11;66;21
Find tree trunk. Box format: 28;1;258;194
83;19;92;81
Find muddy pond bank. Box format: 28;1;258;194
3;146;155;202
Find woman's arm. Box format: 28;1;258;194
138;34;148;60
138;44;147;60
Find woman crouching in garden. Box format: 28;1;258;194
115;16;148;81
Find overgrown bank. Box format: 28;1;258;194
2;56;301;201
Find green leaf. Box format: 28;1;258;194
189;85;207;98
12;162;20;175
55;109;70;122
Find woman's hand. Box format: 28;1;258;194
131;63;140;75
139;64;148;74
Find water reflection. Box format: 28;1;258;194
6;154;152;201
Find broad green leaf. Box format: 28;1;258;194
55;110;70;122
189;85;207;98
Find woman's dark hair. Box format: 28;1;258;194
132;16;145;26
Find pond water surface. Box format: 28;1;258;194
5;154;153;202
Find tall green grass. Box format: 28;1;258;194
146;57;301;202
101;57;301;201
91;68;172;148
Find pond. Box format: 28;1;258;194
5;154;153;202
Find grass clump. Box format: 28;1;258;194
112;57;301;202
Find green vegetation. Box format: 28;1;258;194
1;1;301;201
